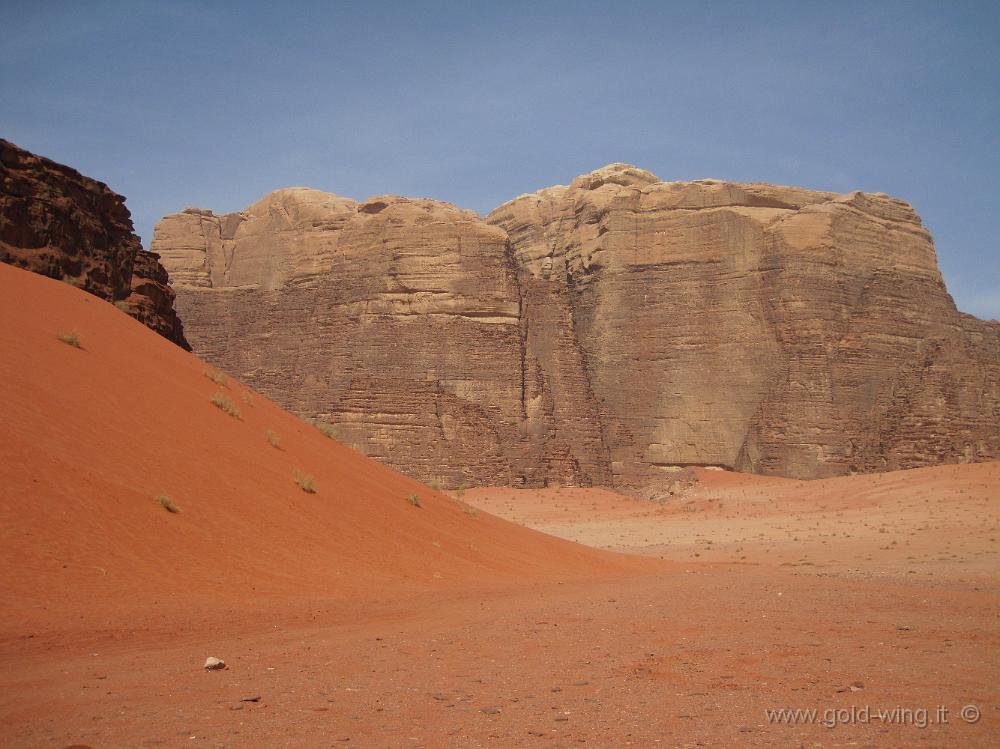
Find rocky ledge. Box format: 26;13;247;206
0;139;188;348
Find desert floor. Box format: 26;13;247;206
5;474;997;749
1;263;997;748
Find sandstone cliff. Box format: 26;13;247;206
489;164;1000;485
155;165;1000;489
0;139;188;348
154;190;529;485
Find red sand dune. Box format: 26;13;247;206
1;261;997;748
0;262;646;643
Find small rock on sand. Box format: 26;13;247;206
203;657;226;670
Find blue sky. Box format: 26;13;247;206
2;1;998;319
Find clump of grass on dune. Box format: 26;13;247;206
265;428;281;448
407;493;422;508
315;421;338;440
210;392;241;419
294;470;316;494
57;331;82;348
156;494;180;513
203;368;228;387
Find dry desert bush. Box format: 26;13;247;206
294;470;316;494
210;392;241;419
203;368;228;387
156;494;180;513
57;331;82;348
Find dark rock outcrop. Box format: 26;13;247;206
0;138;188;348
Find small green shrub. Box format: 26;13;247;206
464;506;480;518
157;494;180;513
407;493;422;508
265;428;281;448
294;470;316;493
57;331;82;348
210;392;241;419
203;368;228;387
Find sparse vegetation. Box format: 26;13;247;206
203;368;228;387
455;485;466;500
265;428;281;448
294;470;316;493
429;480;440;491
315;422;338;439
113;300;131;312
241;390;254;406
210;392;241;419
407;493;422;508
57;331;82;348
465;506;480;518
157;494;180;513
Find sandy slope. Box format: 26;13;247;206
1;262;997;747
0;263;643;641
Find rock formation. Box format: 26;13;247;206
489;164;1000;486
155;164;1000;489
0;138;188;348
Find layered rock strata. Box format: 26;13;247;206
155;164;999;488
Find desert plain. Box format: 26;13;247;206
1;261;996;748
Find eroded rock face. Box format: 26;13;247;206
0;139;188;348
156;165;1000;488
155;190;533;485
489;164;1000;485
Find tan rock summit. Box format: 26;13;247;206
154;165;1000;490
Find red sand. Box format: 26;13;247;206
0;263;645;639
467;464;1000;576
1;262;998;747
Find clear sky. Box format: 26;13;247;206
2;0;998;320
